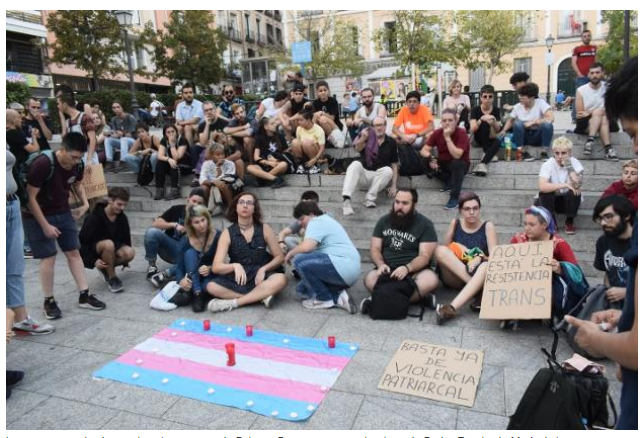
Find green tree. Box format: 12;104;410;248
291;12;365;82
140;11;227;89
451;11;529;83
598;10;638;74
372;11;453;90
45;10;126;91
6;82;31;106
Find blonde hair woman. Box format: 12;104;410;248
443;79;471;130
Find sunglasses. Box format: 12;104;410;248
224;91;234;95
481;95;493;99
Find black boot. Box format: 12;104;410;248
154;187;164;200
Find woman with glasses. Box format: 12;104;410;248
434;192;498;324
206;192;286;312
173;204;220;312
470;85;502;176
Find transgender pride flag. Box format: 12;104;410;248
94;319;359;422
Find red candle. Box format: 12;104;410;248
225;343;236;366
328;336;336;348
246;325;253;336
203;320;211;331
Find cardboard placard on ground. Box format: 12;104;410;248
73;164;107;201
378;340;484;408
480;240;554;320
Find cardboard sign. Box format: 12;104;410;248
480;241;554;320
378;340;484;407
80;163;107;200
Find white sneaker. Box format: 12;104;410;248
295;165;305;174
363;199;377;208
12;316;55;335
262;295;274;308
302;299;335;310
149;291;178;311
337;290;357;314
208;298;236;313
329;129;346;148
307;165;321;174
342;199;354;216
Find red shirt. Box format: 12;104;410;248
510;233;577;264
602;180;638;210
427;127;470;164
572;44;597;76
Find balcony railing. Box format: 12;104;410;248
557;20;584;39
246;30;256;43
257;35;267;46
6;10;42;24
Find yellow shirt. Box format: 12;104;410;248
296;123;326;145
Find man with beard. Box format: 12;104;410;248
592;195;634;307
346;87;388;139
217;84;244;122
223;103;256;163
175;83;204;147
360;188;439;311
574;63;618;160
571;29;597;122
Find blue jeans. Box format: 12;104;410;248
6;197;26;308
293;252;349;303
123;152;158;173
105;137;135;162
571;76;591;121
512;120;553;148
182;248;213;293
144;228;185;265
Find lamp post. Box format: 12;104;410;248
545;34;555;105
114;10;139;120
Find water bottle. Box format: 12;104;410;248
504;136;512;161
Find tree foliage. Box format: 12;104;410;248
372;11;453;75
451;11;528;82
140;11;227;89
6;81;31;106
45;10;126;90
291;12;365;80
598;10;638;74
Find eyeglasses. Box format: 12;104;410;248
594;213;616;224
373;123;386;127
481;95;494;99
237;200;255;206
204;107;215;112
224;91;234;95
461;206;480;213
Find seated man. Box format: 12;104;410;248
537;137;583;235
574;62;618;161
285;201;361;313
361;188;439;311
217;84;243;123
503;72;530;113
256;90;289;121
593;195;635;307
104;102;137;172
421;108;471;210
470;85;502;176
312;81;345;148
342;116;398;215
290;109;325;174
278;191;320;253
223;103;255;163
392;91;434;150
602;159;638;210
500;82;554;162
175;83;204;147
144;188;206;286
346;87;388;140
79;187;135;293
278;83;308;142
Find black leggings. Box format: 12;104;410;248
155;156;191;188
538;191;581;224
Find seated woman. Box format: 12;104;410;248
538;136;583;235
206;192;287;312
123;122;160;174
602;159;637;210
443;79;471;131
199;143;239;215
91;112;108;164
246;117;290;188
510;205;587;324
174;204;220;313
155;124;191;201
434;191;498;324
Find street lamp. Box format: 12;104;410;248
545;34;555;105
114;10;139;120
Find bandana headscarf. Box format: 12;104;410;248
526;205;556;235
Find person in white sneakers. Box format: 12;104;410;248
342;116;398;216
312;81;346;148
290;109;325;174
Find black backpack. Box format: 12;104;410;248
365;274;425;320
396;145;424;176
137;154;154;186
508;330;617;430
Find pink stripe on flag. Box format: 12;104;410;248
154;328;350;370
118;350;326;403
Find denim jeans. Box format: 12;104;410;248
105;137;135;162
144;228;185;265
182;248;213;293
123;152;158;173
571;76;591;121
6;197;26;308
512;120;554;148
293;252;349;303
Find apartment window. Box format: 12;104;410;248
351;26;360;56
245;14;251;38
514;58;532;77
517;12;537;42
558;11;583;38
383;21;396;54
256;19;261;39
276;28;282;45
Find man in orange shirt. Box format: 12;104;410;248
392;91;435;150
